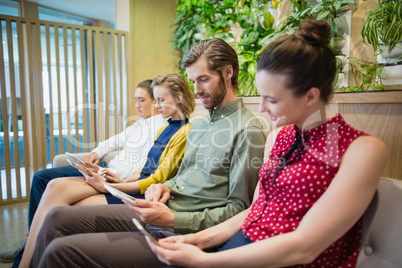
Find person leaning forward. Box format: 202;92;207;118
27;38;266;268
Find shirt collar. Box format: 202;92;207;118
293;113;343;141
209;98;244;121
168;117;189;125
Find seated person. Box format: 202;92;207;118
24;37;266;268
28;79;166;227
19;73;196;267
146;20;388;268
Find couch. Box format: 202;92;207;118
356;177;402;268
53;153;402;267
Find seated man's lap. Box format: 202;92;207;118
38;232;165;267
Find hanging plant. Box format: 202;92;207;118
361;0;402;55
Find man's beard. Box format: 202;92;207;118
202;77;227;109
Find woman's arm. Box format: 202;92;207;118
151;135;387;268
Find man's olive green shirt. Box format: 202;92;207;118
164;98;266;234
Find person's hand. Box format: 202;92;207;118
144;184;170;203
84;162;101;173
124;199;174;229
83;168;108;193
99;169;123;183
159;233;198;246
146;237;207;267
83;152;100;164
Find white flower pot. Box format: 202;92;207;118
335;37;347;51
380;43;402;59
382;65;402;79
381;65;402;85
334;15;348;32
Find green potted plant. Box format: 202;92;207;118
361;0;402;58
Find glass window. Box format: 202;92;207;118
0;0;20;16
38;6;94;25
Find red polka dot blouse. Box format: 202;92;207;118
241;114;367;267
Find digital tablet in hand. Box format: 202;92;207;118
66;159;90;176
66;152;90;168
103;184;138;206
132;218;160;245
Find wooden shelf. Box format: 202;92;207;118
332;90;402;104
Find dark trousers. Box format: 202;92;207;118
30;205;174;268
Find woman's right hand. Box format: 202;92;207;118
83;152;100;165
84;168;108;193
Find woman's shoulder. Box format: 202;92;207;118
348;135;387;158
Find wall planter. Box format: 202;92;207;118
336;72;347;87
379;43;402;60
382;64;402;86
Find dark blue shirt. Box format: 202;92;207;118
138;118;189;180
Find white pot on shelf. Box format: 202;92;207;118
380;43;402;59
336;72;347;87
382;65;402;79
381;65;402;85
334;15;348;32
335;37;347;51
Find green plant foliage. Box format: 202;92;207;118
263;0;356;54
361;0;402;54
173;0;393;95
172;0;275;96
338;57;385;92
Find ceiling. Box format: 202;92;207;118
27;0;115;24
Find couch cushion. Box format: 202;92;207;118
356;177;402;268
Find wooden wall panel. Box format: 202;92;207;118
337;103;401;179
126;0;179;121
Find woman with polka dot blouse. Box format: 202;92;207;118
146;20;388;268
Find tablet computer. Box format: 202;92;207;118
66;152;90;168
132;218;159;245
66;158;90;176
103;184;138;206
67;159;108;181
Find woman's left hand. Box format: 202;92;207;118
100;169;123;183
84;168;108;192
146;237;207;268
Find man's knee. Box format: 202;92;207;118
46;207;69;224
37;238;72;267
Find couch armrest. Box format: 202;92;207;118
356;177;402;268
52;151;118;168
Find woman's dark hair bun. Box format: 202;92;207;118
294;19;331;46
